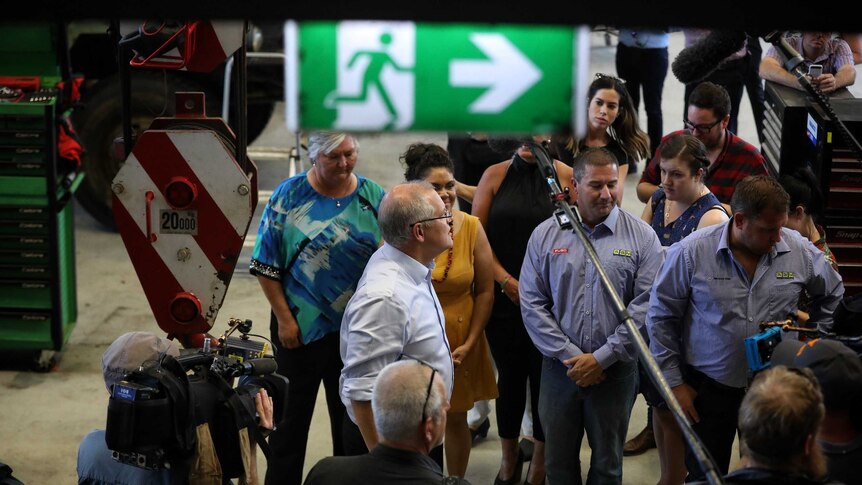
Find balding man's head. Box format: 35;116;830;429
378;182;437;247
372;360;447;445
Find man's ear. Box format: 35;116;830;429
733;211;746;229
411;222;425;243
803;433;816;457
422;416;434;444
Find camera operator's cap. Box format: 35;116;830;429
833;293;862;337
101;331;180;392
772;338;862;410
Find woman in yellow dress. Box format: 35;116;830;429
402;142;498;478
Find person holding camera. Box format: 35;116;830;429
647;175;844;482
759;31;856;94
773;337;862;485
76;332;275;485
306;360;469;484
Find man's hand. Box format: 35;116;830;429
564;353;605;387
277;316;302;349
811;73;838;93
672;383;700;423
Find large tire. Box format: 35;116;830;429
72;73;219;230
246;101;275;144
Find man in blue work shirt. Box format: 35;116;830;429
647;174;844;482
520;147;664;484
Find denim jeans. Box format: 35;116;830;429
539;357;637;485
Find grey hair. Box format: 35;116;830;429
373;360;445;443
378;181;436;247
307;131;359;162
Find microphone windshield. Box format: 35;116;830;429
487;136;534;156
672;30;747;84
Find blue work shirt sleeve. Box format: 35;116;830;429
520;229;584;363
646;242;692;388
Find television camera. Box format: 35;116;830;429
104;317;288;477
745;317;823;373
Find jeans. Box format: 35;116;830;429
539;357;637;485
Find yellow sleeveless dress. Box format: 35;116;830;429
432;213;499;412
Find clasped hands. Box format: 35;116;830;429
564;353;606;387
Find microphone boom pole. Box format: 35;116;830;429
529;142;725;485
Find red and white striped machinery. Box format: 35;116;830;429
125;20;245;73
111;92;257;347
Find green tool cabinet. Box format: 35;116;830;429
0;23;82;358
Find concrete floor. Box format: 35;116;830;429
5;29;859;484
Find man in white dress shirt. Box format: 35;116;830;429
340;181;455;457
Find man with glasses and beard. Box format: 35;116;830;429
636;82;767;209
339;182;455;463
307;360;469;484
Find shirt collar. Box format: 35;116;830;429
581;205;620;235
716;219;792;258
370;444;443;474
381;243;433;285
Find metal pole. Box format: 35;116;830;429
529;142;725;485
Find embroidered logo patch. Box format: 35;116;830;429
612;249;633;257
552;248;569;254
776;271;794;279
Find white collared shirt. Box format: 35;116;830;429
340;243;454;423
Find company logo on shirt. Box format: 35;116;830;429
612;249;632;257
776;271;795;279
552;248;569;254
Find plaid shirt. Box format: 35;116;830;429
639;129;768;204
765;35;855;75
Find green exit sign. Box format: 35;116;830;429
285;21;588;133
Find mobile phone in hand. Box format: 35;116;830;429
808;64;823;77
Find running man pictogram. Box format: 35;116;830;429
325;32;413;129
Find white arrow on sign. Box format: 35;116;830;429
449;33;542;114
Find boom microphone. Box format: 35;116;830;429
672;30;747;84
762;31;805;73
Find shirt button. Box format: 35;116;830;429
585;310;591;315
748;317;753;322
458;316;463;323
585;284;591;288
